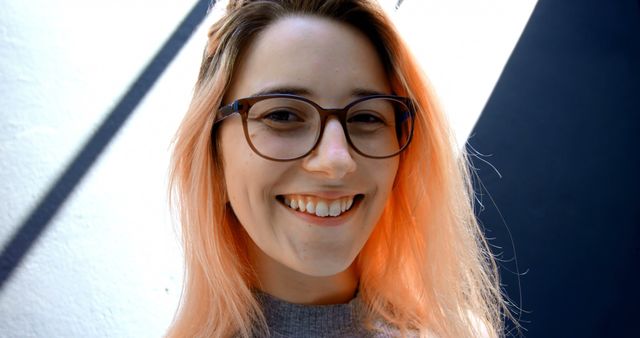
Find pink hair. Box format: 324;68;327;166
168;1;509;337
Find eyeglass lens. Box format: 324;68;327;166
245;97;412;160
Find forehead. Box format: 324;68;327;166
225;15;390;105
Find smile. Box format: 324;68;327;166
277;194;362;217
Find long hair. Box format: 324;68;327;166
168;0;507;337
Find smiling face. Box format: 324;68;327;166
218;16;399;280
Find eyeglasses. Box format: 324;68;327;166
213;94;415;161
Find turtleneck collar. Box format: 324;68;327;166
254;290;366;337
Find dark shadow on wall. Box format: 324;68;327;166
0;0;211;291
469;0;640;336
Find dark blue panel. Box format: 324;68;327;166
470;0;640;336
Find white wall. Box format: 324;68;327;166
0;1;202;337
0;1;535;337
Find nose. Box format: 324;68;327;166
302;117;357;179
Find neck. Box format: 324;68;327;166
248;242;358;305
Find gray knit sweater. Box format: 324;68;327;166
255;291;399;338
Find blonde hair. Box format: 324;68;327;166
168;0;508;337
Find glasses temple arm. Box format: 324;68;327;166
215;101;243;124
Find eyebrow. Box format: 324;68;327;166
351;88;389;97
250;86;390;98
250;86;310;97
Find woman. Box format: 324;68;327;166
168;0;508;337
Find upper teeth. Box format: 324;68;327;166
282;194;355;217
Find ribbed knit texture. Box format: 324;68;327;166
254;291;399;338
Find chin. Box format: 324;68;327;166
290;253;356;277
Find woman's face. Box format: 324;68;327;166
219;16;399;277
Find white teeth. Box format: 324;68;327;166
315;201;329;217
281;195;356;217
305;201;315;213
329;200;341;216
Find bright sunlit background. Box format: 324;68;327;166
0;0;536;336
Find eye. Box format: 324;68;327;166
262;109;304;122
347;112;386;124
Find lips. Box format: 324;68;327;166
277;194;361;217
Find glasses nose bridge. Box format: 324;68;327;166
310;105;351;153
315;106;349;142
316;106;348;129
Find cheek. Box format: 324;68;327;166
218;124;284;236
361;158;398;228
222;156;268;247
368;159;399;223
218;123;254;222
375;158;399;196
